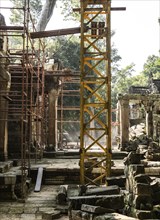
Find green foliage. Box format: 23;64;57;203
10;0;42;25
142;55;160;80
46;36;80;70
112;64;135;104
111;55;160;118
61;0;79;21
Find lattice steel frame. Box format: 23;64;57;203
80;0;112;185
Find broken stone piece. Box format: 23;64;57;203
81;204;113;214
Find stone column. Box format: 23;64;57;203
119;98;130;150
48;89;58;151
116;102;120;137
143;100;154;138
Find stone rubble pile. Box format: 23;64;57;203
56;184;137;220
124;151;160;219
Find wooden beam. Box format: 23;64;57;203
30;26;88;39
73;7;126;12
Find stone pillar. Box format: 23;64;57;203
0;57;11;161
143;101;154;138
146;111;153;138
116;102;120;136
48;88;58;151
119;99;130;150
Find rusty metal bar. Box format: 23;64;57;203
0;25;24;30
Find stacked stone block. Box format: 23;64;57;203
124;152;155;219
68;185;125;220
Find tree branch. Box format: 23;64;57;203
36;0;57;32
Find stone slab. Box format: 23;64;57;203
133;183;152;195
81;204;113;214
93;213;137;220
85;185;120;196
106;175;126;187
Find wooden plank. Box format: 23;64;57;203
34;167;43;192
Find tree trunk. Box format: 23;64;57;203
36;0;57;31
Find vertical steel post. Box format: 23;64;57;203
80;0;112;185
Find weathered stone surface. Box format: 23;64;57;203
153;204;160;219
0;161;13;173
93;213;137;220
150;180;160;193
133;194;153;210
57;185;67;205
81;211;90;220
106;175;126;187
85;185;120;196
96;195;124;210
124;152;141;165
129;164;145;176
134;174;151;184
21;214;40;220
0;185;17;200
81;204;113;214
0;174;16;185
42;210;61;220
132;209;154;219
70;210;81;220
23;207;38;214
124;191;133;206
67;184;79;197
69;194;124;210
152;191;160;204
128;174;137;192
145;167;160;176
133;183;152;195
8;207;24;214
125;178;132;192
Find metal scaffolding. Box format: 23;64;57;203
0;0;45;197
80;0;112;185
57;74;80;149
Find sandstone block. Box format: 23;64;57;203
150;180;160;193
129;164;145;176
132;209;154;220
133;194;153;210
106;175;126;187
81;204;113;214
124;152;141;165
134;174;151;184
152;191;160;204
85;185;120;196
133;183;152;195
95;195;124;210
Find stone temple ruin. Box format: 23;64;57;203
1;1;160;220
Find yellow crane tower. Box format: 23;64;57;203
80;0;112;185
